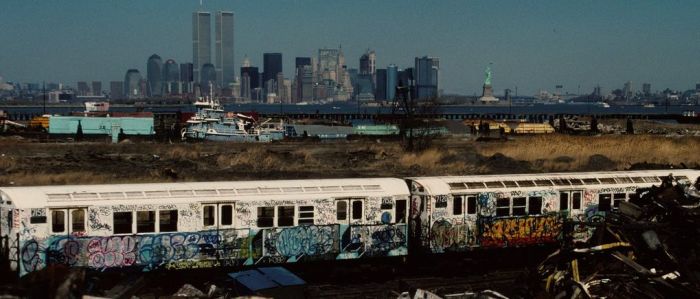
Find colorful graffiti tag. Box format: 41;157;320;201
429;220;476;253
479;215;562;248
20;229;251;276
18;223;409;276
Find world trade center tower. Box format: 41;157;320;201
192;11;211;83
215;11;234;88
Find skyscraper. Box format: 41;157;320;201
192;11;211;83
386;64;398;100
200;63;217;93
240;66;260;90
91;81;102;96
124;69;143;99
109;81;124;99
147;54;163;97
295;57;312;102
318;48;339;83
414;56;439;99
163;59;180;95
375;69;387;100
180;63;194;94
642;83;651;96
215;11;234;87
263;53;282;93
77;81;90;96
359;50;376;75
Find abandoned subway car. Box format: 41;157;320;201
0;178;410;276
1;170;698;277
407;169;700;253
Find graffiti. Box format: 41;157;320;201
12;209;20;229
157;204;177;210
313;199;335;225
19;221;37;240
87;236;138;269
30;208;46;217
264;225;336;259
478;193;496;215
365;199;381;221
20;239;44;273
479;215;562;248
18;229;252;276
88;209;111;232
235;204;255;227
363;225;406;255
429;220;475;252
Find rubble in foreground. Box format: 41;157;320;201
539;175;700;298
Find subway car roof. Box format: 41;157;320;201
0;178;410;209
408;169;700;195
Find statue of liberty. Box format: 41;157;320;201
484;63;492;86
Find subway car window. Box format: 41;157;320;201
113;212;133;234
352;200;363;220
257;207;274;228
221;205;233;226
71;209;85;232
395;199;407;223
277;206;295;227
159;210;178;232
137;211;156;233
52;210;65;233
203;205;215;226
336;201;347;221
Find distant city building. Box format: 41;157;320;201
91;81;101;96
623;81;633;100
46;83;62;91
297;65;313;102
375;69;387;100
147;54;163;97
263;53;282;94
359;49;376;88
200;63;217;93
318;48;340;83
386;64;398;100
295;57;312;103
77;81;90;96
180;63;194;93
240;66;260;90
295;57;311;69
163;59;180;95
642;83;651;96
192;11;212;82
696;83;700;92
124;69;143;99
215;11;234;87
414;56;439;99
240;74;251;100
109;81;124;99
593;85;602;97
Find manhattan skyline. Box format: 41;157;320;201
1;1;699;95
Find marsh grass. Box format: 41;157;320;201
476;135;700;170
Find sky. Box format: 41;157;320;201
1;0;699;96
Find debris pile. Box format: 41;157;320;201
539;175;700;298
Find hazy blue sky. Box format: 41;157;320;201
1;1;699;95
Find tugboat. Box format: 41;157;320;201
181;85;285;142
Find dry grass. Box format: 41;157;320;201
476;135;700;170
0;135;697;186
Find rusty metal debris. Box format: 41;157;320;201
539;175;700;298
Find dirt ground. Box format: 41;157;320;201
0;133;698;187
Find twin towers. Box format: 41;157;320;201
193;11;235;89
